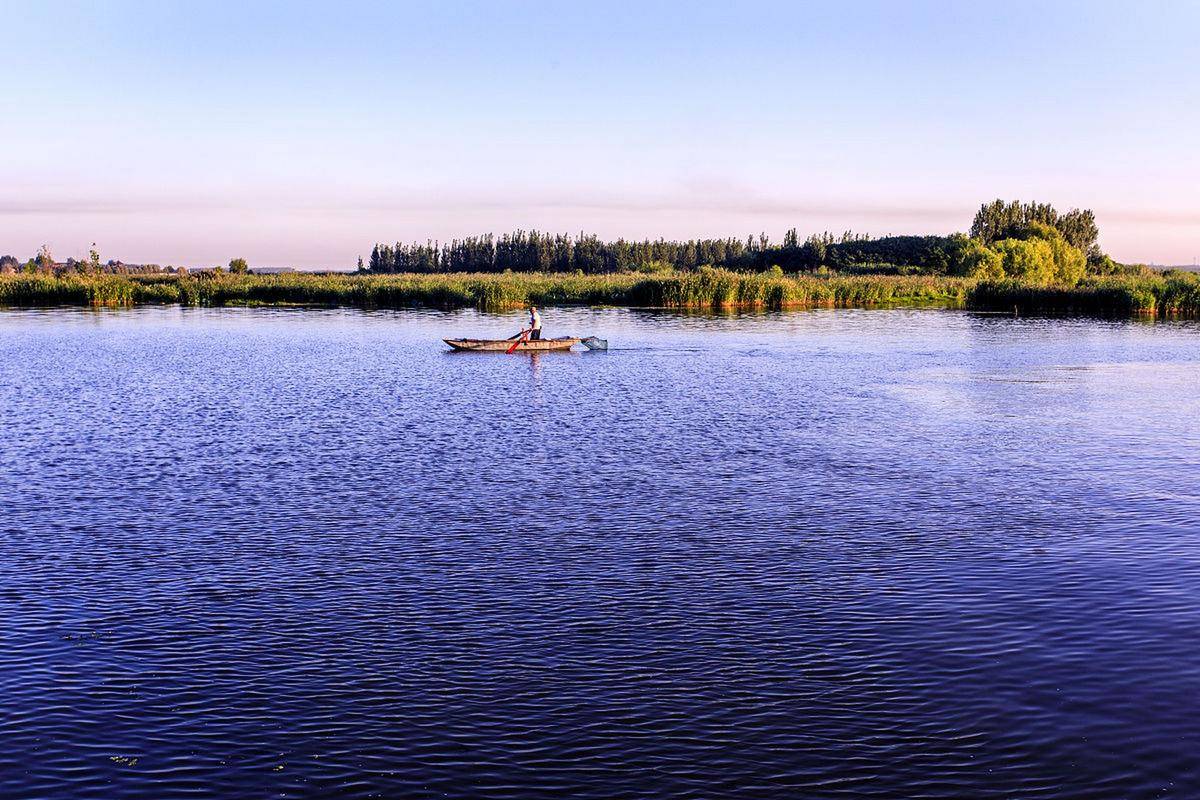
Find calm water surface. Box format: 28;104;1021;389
1;306;1198;799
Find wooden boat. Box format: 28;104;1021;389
444;337;582;352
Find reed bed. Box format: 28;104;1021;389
2;269;1197;316
0;270;970;311
967;272;1200;317
0;273;140;306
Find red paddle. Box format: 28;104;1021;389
506;329;530;354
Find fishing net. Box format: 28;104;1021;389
581;336;608;350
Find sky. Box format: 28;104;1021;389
2;0;1198;268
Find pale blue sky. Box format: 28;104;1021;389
2;0;1197;267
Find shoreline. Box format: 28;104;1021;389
1;269;1198;317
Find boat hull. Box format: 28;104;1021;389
444;337;581;352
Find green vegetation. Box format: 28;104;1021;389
2;198;1194;317
969;199;1100;256
985;223;1086;285
2;268;1198;316
0;273;140;306
971;272;1200;316
0;270;964;311
360;200;1109;277
364;229;985;274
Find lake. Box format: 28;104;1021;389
1;306;1198;799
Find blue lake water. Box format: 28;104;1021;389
1;306;1198;799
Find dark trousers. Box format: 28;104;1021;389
529;329;541;340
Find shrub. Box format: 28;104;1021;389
1047;236;1086;285
992;238;1057;285
1009;222;1086;285
1087;252;1121;274
947;235;1003;279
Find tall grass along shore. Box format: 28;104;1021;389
6;199;1194;317
2;269;1199;316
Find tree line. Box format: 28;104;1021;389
0;200;1111;280
0;244;167;276
367;231;762;275
366;230;977;274
0;248;254;276
364;200;1108;276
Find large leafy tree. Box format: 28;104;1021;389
970;199;1099;253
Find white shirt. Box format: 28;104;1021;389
529;309;541;330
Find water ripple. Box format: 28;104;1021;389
0;307;1198;798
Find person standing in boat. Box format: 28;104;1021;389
528;306;542;340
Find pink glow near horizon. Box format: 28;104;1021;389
4;193;1197;270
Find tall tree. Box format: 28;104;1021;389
970;199;1098;253
36;244;54;273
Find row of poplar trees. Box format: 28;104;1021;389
364;201;1103;274
366;231;761;274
